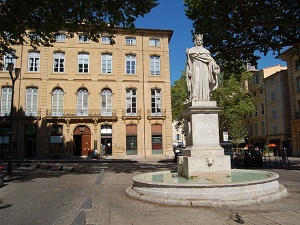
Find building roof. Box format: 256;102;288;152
276;46;298;60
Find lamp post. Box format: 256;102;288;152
7;62;20;176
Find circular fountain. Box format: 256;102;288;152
126;101;287;206
126;169;287;206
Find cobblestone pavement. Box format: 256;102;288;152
0;158;299;225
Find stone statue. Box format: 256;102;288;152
186;34;220;101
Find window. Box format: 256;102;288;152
149;38;160;47
152;125;162;154
56;34;66;42
52;89;64;116
273;126;278;135
254;123;258;135
1;87;12;116
78;53;89;73
297;78;300;92
101;36;110;44
2;53;16;71
53;52;65;73
151;89;161;116
249;124;253;136
126;125;137;155
260;103;264;115
78;35;89;43
101;89;112;116
125;54;136;74
26;87;38;116
126;88;137;116
260;89;263;95
271;92;276;101
176;134;180;140
77;89;88;116
253;74;259;84
150;55;160;75
261;121;265;135
101;53;112;74
296;60;300;70
125;37;136;45
28;51;40;72
254;105;258;116
272;109;277;119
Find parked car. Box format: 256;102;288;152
177;142;186;149
173;148;182;162
0;165;4;187
234;149;263;167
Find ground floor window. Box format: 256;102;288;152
152;125;162;154
50;125;63;152
126;125;137;155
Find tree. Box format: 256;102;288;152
171;71;188;123
0;0;158;59
184;0;300;68
211;68;254;147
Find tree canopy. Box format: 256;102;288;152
171;71;188;122
0;0;158;56
211;67;254;146
184;0;300;67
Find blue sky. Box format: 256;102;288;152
135;0;286;84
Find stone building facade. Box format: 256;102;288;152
0;28;174;159
277;47;300;156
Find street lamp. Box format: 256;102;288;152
7;62;20;176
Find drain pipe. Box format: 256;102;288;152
142;30;147;158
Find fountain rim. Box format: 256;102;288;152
132;169;279;188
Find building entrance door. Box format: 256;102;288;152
24;124;37;158
101;125;112;155
73;125;91;156
101;138;112;155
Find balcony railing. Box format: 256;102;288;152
0;108;11;116
46;109;117;117
122;109;141;117
0;109;41;118
147;109;166;118
20;109;41;118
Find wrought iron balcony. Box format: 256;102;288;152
147;109;166;119
46;109;117;117
122;109;141;120
20;109;41;119
0;108;11;117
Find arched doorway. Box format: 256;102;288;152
73;125;91;156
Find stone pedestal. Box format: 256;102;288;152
177;101;231;179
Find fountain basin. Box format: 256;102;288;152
126;169;287;206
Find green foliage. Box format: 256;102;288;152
211;67;254;145
171;71;188;122
0;0;158;58
184;0;300;70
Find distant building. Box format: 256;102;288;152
277;47;300;156
248;65;289;151
264;69;291;152
0;28;174;159
172;121;185;149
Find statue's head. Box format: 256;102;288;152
194;33;203;46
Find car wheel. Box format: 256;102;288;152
0;177;4;187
